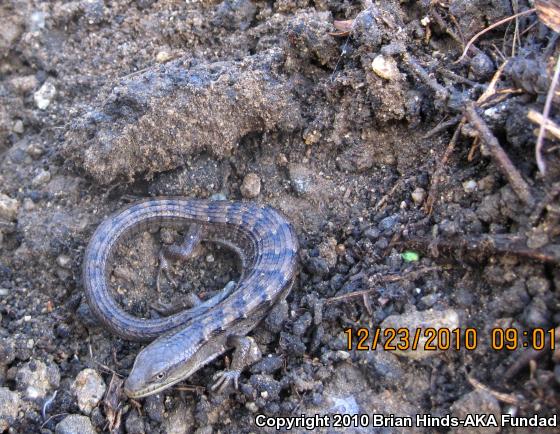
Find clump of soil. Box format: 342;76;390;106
1;0;559;433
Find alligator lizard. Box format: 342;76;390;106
82;198;298;398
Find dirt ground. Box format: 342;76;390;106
1;0;560;433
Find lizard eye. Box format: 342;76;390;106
154;372;165;381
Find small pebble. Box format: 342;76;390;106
15;359;60;401
0;194;19;221
155;50;173;63
71;369;106;415
34;80;56;110
371;55;400;80
411;187;426;205
206;254;214;263
56;255;72;269
527;228;549;249
55;414;97;434
462;179;477;193
381;308;459;360
31;168;51;187
0;387;20;432
22;198;35;211
26;143;45;159
12;119;23;134
245;402;258;412
240;173;261;199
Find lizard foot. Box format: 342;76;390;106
210;369;241;393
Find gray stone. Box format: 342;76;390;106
378;214;399;231
31;168;51;186
55;414;97;434
71;368;106;415
0;387;20;432
162;400;194;434
289;164;314;196
15;359;60;400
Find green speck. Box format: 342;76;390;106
401;251;420;262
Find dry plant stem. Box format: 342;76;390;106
404;53;449;100
403;233;559;264
536;54;560;174
455;8;536;63
528;109;560;140
503;326;560;380
325;267;440;303
424;121;464;214
423;114;463;139
465;103;534;206
466;376;520;405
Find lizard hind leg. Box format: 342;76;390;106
156;224;204;292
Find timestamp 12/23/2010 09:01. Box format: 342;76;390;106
344;327;557;352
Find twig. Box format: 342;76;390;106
528;109;560;140
424;121;464;214
422;114;462;139
503;327;559;380
455;8;536;63
465;103;534;206
535;54;560;175
403;53;449;100
325;266;440;304
401;234;560;264
467;376;520;405
373;177;406;212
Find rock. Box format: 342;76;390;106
0;387;20;431
34;80;56;110
26;143;45;159
55;414;97;434
371;55;401;80
378;214;399;232
411;187;426;205
12;119;23;134
249;374;282;401
0;338;16;366
250;355;284;375
450;390;501;434
71;369;106;415
462;179;477;193
527;228;549;249
288;164;314;196
317;237;337;269
380;308;460;360
240;173;261;198
526;276;550;297
125;410;145;434
9;75;38;94
469;52;495;81
0;194;19;221
0;12;23;55
56;254;72;269
162;400;194;434
15;359;60;400
31;168;51;186
523;298;550;328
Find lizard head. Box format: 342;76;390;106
123;327;225;398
